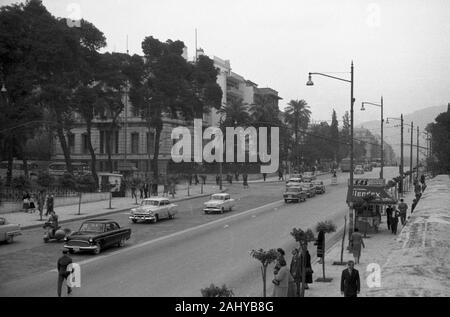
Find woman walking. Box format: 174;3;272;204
350;228;365;264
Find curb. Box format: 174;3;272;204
20;191;224;230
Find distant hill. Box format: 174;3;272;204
356;105;448;158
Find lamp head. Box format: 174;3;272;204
306;74;314;86
360;103;366;111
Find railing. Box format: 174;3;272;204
0;187;79;202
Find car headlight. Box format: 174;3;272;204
89;238;93;243
64;237;68;242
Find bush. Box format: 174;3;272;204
36;171;53;188
11;175;31;190
291;228;315;243
60;173;77;190
316;220;337;233
76;174;97;192
201;284;234;297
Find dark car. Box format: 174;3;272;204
283;186;307;203
312;180;326;194
63;219;131;255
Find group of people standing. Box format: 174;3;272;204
272;243;313;297
22;191;54;218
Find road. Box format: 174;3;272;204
0;167;397;296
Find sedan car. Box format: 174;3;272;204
129;197;178;223
312;180;326;194
302;172;317;182
286;177;303;186
301;182;316;198
204;193;235;214
283;186;307;203
63;219;131;255
0;217;21;244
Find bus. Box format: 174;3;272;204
340;158;351;172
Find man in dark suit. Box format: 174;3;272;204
341;260;360;297
57;249;74;297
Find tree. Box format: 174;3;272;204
200;284;234;297
218;99;251;128
338;111;351;161
330;110;340;162
426;110;450;174
284;100;311;168
315;220;337;282
250;248;279;297
290;227;315;297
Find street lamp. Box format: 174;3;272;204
306;61;355;248
361;97;384;179
386;115;404;195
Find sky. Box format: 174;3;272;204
3;0;450;124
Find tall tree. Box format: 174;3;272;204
338;111;351;160
284;100;311;168
426;109;450;174
218;98;251;128
330;110;340;162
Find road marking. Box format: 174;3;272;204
50;199;285;271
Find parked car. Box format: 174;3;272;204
286;177;303;186
302;172;317;182
363;164;373;172
204;193;235;214
283;186;307;203
312;180;326;194
63;219;131;255
129;197;178;223
354;165;365;174
301;182;316;198
0;217;21;244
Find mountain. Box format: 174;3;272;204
356;104;448;159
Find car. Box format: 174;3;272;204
129;197;178;223
0;217;21;244
302;172;317;182
204;193;235;214
312;180;326;194
283;186;307;203
363;164;373;172
300;182;316;198
354;165;365;174
286;177;303;186
63;219;131;255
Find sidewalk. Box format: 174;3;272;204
3;184;222;230
305;175;450;297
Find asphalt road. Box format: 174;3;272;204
0;167;397;296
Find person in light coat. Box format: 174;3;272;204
272;258;293;297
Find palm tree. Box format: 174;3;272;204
217;99;251;129
284;100;311;168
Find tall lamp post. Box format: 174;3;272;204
409;122;414;186
386;115;404;195
361;97;384;179
306;61;355;247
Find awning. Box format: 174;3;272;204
347;185;397;205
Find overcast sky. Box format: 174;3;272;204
5;0;450;124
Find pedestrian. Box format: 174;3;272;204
262;173;267;181
243;172;249;189
299;242;313;290
315;230;325;264
163;181;169;197
411;198;418;213
37;191;45;221
391;209;399;234
215;174;220;185
340;260;360;297
200;175;206;185
22;192;30;212
28;194;36;213
46;194;54;216
278;169;283;181
289;248;301;296
386;205;393;230
144;182;149;198
139;183;144;199
350;228;365;264
398;199;408;226
234;171;239;182
131;183;137;200
57;249;74;297
272;258;292;297
194;174;199;185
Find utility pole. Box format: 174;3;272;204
416;126;419;179
400;114;404;195
380;97;384;179
409;122;413;186
349;61;355;247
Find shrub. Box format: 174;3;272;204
60;173;77;190
315;220;337;233
36;171;53;188
11;175;31;190
76;174;97;192
200;284;234;297
290;228;315;243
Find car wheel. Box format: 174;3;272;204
43;237;49;243
168;213;175;219
117;238;126;247
131;219;137;223
153;214;159;223
68;249;75;254
229;206;232;212
284;199;288;203
296;199;300;203
94;242;101;255
6;236;13;243
221;207;224;214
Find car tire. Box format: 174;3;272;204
284;199;288;203
6;236;13;243
94;242;101;255
229;206;232;212
117;238;126;247
68;249;75;254
131;219;137;223
168;213;175;219
43;237;49;243
153;214;159;223
221;207;224;214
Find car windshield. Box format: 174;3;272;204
287;187;301;192
79;222;105;233
212;195;225;200
288;179;301;182
141;200;160;206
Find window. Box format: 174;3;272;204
147;132;155;154
82;134;89;154
67;133;75;154
131;133;139;154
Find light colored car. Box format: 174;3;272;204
302;172;317;182
0;217;21;244
286;177;303;186
354;165;365;174
129;197;178;223
204;193;235;214
283;186;307;203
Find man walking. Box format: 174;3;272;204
57;249;73;297
391;208;399;234
341;260;360;297
350;228;365;265
46;194;54;216
385;205;393;230
398;199;408;226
